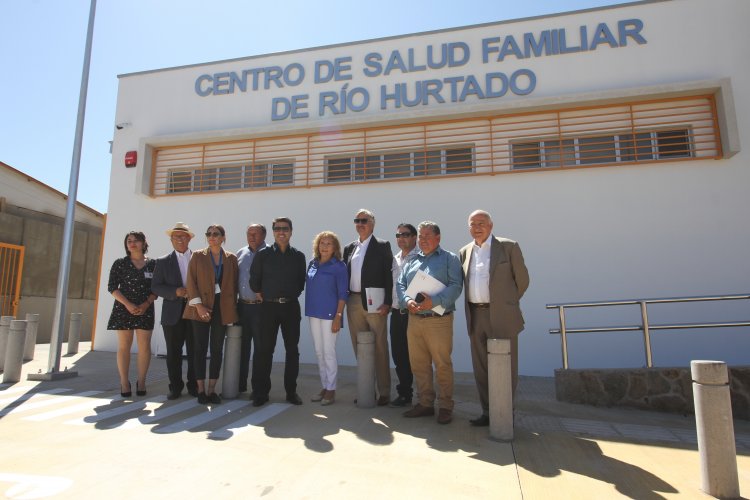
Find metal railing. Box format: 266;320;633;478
546;294;750;369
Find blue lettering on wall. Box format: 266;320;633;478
189;18;645;123
378;69;536;110
481;18;646;62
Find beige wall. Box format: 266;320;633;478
0;194;103;343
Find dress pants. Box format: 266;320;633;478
469;306;518;415
346;295;390;398
389;308;413;399
254;300;300;397
238;302;261;392
162;312;196;393
309;317;339;390
191;294;227;380
407;313;454;411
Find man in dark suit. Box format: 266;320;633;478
343;208;394;405
152;222;197;400
459;210;529;426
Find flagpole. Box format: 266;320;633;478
30;0;97;381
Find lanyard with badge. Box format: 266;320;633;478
210;250;223;294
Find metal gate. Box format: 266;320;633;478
0;243;25;317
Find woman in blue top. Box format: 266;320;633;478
305;231;348;405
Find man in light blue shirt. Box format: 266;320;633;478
236;223;267;396
397;221;463;424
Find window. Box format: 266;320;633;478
166;162;293;193
511;129;692;170
167;170;194;193
325;146;474;183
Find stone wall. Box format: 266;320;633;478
555;366;750;420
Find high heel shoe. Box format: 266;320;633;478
121;381;132;398
136;380;147;396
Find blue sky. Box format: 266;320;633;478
1;0;622;213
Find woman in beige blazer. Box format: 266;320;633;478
184;224;239;404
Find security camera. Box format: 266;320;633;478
115;122;131;130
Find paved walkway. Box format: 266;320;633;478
0;343;748;499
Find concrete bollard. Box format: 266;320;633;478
356;331;376;408
221;325;242;399
0;315;14;372
3;320;27;383
67;313;82;355
23;313;40;361
691;360;740;499
488;338;513;441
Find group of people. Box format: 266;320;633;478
106;208;529;426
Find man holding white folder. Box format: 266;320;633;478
397;221;463;424
343;208;394;405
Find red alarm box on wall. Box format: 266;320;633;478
125;150;137;168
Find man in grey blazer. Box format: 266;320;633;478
459;210;529;427
152;222;197;400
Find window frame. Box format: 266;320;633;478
511;128;693;170
165;161;295;193
324;145;474;183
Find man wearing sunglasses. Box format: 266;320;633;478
249;217;306;407
343;208;394;406
389;223;418;407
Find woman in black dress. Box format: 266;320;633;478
107;231;157;397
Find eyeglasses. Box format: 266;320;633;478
353;218;370;224
205;232;222;237
272;226;291;232
395;232;415;238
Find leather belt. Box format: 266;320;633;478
469;302;490;309
392;307;408;315
411;311;452;318
239;298;262;305
266;297;295;304
350;291;361;295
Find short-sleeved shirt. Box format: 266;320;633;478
107;256;155;330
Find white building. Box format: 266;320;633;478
96;0;750;375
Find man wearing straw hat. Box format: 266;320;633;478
152;222;198;400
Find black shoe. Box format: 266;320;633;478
253;395;269;407
136;381;147;397
208;392;221;405
286;393;303;405
470;414;490;427
389;395;412;408
187;383;198;398
167;390;181;400
197;392;209;405
120;381;132;398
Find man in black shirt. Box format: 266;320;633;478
249;216;306;406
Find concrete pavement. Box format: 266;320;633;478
1;343;748;499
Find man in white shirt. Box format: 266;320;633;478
459;210;529;427
343;208;394;406
152;222;197;400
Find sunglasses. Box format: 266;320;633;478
353;218;370;224
273;226;291;232
205;231;222;237
395;232;415;238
